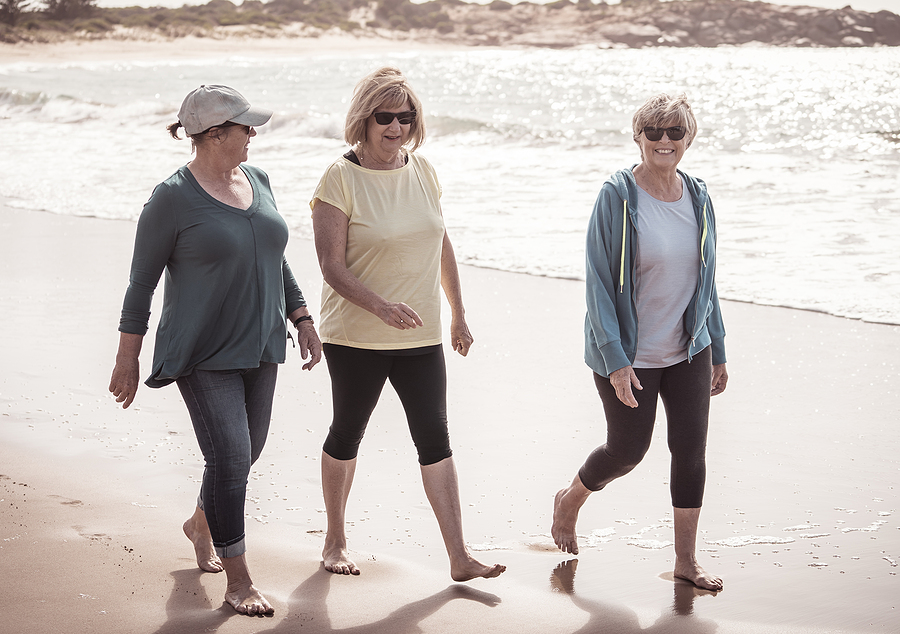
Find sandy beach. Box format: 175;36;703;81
1;30;899;632
1;199;898;634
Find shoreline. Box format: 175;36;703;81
0;32;471;63
1;204;898;633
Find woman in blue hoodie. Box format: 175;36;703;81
551;94;728;591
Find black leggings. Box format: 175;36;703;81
322;343;452;466
578;346;712;508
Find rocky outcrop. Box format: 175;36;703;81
2;0;897;48
434;0;900;48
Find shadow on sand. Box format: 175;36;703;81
152;564;500;634
151;568;253;634
257;565;502;633
549;559;718;634
151;560;716;633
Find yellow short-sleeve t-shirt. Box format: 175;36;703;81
310;152;446;350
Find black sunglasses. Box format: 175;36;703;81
373;110;416;125
203;121;250;135
642;126;686;141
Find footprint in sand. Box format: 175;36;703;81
50;495;83;506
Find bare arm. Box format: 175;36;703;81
311;199;423;330
109;332;143;409
439;229;474;356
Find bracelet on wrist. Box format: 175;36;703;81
293;314;314;328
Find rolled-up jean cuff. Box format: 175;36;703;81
196;494;204;511
215;536;246;559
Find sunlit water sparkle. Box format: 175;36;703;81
1;46;898;323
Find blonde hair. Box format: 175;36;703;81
632;93;698;151
344;67;426;152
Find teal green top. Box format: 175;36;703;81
119;164;306;388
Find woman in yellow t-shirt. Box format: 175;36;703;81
310;67;505;582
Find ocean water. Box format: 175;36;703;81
1;46;899;324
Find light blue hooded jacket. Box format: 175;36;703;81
584;167;726;378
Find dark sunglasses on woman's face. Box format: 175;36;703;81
642;126;686;141
204;121;251;135
373;111;416;125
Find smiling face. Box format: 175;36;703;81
636;119;688;171
365;99;412;157
630;94;698;173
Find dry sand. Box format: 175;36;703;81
1;201;898;634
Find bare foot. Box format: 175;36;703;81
674;560;723;592
225;581;275;616
183;510;222;573
323;545;360;575
551;489;581;555
450;554;506;582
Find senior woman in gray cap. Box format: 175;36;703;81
109;85;321;616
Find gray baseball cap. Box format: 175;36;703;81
177;85;273;135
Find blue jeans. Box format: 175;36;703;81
176;362;278;558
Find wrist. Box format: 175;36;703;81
293;314;314;328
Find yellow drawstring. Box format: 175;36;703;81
620;199;627;292
700;201;708;266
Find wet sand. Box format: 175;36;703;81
1;203;898;633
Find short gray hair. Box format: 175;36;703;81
632;93;698;148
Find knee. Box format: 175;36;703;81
323;428;363;461
417;446;452;466
608;444;650;475
607;457;642;480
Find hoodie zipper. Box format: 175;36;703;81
690;199;709;356
619;198;628;293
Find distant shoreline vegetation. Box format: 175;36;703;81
4;0;459;38
2;0;899;48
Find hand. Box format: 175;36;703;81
711;363;728;396
296;321;322;371
380;301;423;331
109;357;140;409
450;316;474;357
610;365;642;408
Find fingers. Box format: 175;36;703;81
387;303;423;330
303;345;322;371
111;385;135;409
610;366;640;408
295;324;322;370
453;327;474;357
711;364;728;396
630;372;643;392
616;384;639;408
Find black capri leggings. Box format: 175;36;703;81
578;346;712;508
322;343;452;466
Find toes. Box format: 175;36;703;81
201;560;223;573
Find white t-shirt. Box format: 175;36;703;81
633;175;700;368
310;152;445;350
